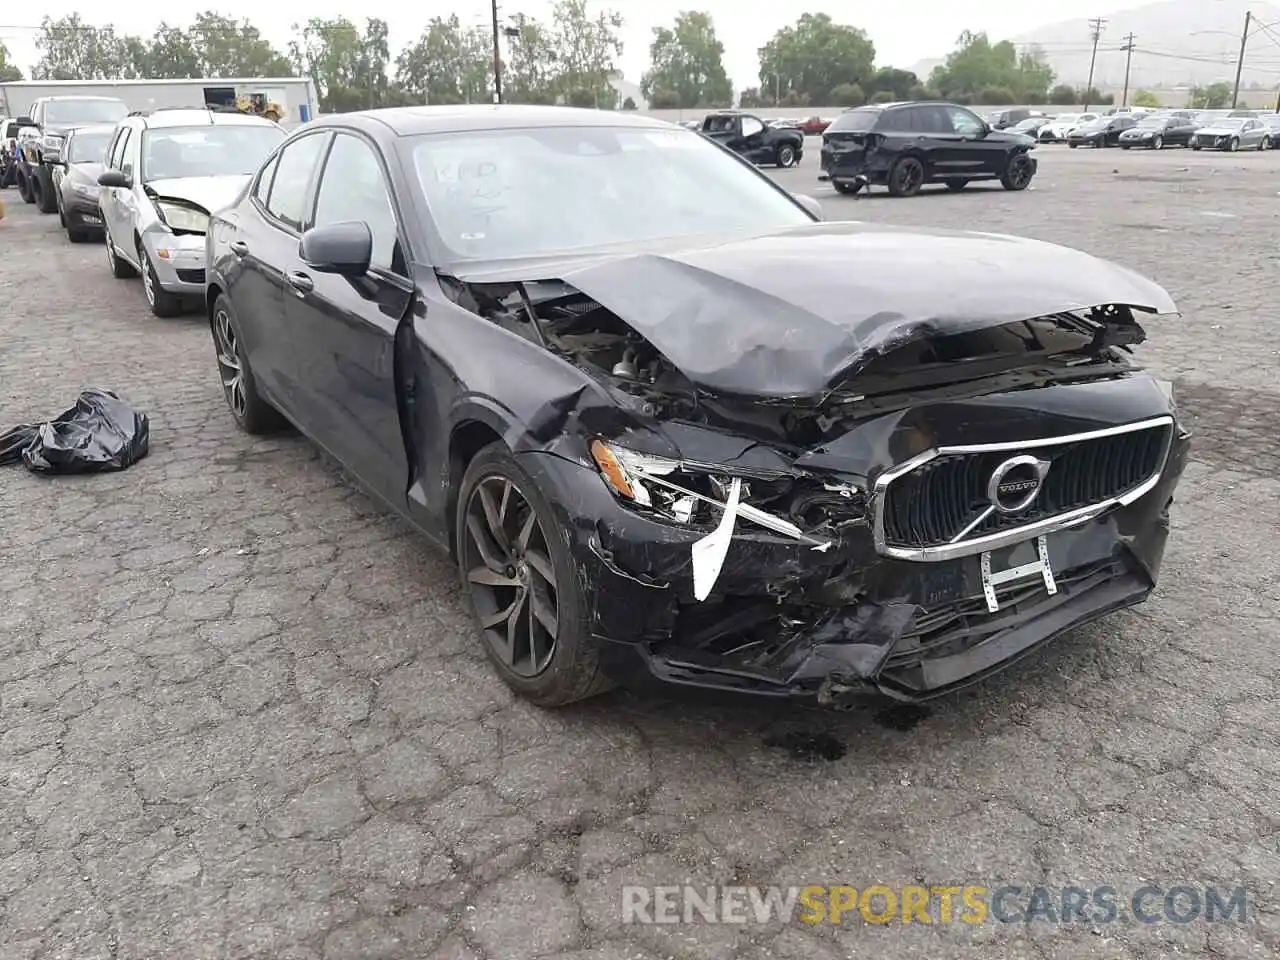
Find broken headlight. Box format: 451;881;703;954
590;439;754;525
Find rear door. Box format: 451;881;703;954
236;130;332;408
283;130;415;506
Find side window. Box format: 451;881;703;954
740;116;765;137
919;107;950;134
109;129;131;173
879;109;910;132
253;152;280;206
945;106;985;136
312;133;402;274
265;133;329;231
120;128;139;178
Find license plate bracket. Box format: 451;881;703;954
979;535;1057;613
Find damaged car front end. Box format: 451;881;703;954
447;227;1189;707
207;108;1188;710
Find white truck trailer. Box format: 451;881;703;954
0;77;320;126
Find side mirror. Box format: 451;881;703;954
98;169;132;189
299;221;372;277
792;193;824;220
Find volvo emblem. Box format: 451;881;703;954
986;455;1051;514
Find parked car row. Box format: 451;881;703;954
1;103;1190;711
1045;109;1279;151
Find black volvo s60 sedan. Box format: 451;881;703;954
205;105;1189;709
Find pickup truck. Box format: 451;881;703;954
699;111;806;167
13;95;128;213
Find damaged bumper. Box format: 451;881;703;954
519;412;1189;708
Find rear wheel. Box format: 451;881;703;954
887;156;925;197
17;168;34;203
33;168;57;213
211;294;286;434
457;443;612;707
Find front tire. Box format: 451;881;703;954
1000;153;1034;191
211;294;286;435
832;179;862;195
139;241;184;317
887;156;925;197
1260;136;1271;151
775;143;797;167
1227;137;1239;152
1153;135;1164;150
456;443;612;707
105;232;139;278
17;167;34;203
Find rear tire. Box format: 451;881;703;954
1153;135;1164;150
17;168;34;203
886;156;925;197
456;442;613;707
34;168;57;213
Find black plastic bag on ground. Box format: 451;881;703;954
0;388;150;474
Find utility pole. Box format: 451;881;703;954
1231;10;1250;109
1120;33;1136;106
1084;17;1107;111
491;0;503;104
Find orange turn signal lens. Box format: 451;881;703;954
590;439;635;500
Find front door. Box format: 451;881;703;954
284;131;414;509
100;126;134;254
935;105;1007;177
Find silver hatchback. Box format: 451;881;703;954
97;108;286;316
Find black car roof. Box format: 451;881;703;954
307;105;675;137
844;101;969;113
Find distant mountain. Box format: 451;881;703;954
918;0;1280;89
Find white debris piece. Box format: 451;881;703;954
691;477;741;601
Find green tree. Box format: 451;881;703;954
146;24;202;78
869;66;918;100
929;32;1055;102
503;14;560;104
869;89;896;103
395;15;491;105
738;87;765;108
1048;83;1077;105
640;11;732;109
1130;89;1161;108
758;14;875;105
33;15;146;79
546;0;624;109
0;43;22;81
187;12;293;77
975;86;1016;105
1188;82;1231;109
291;17;393;112
647;89;681;108
829;82;865;107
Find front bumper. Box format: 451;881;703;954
519;419;1189;708
142;231;208;294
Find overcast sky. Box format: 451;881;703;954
1;0;1113;87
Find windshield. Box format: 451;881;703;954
67;129;113;163
1211;118;1245;130
1136;118;1167;129
406;125;812;262
46;99;128;125
827;108;880;133
141;124;286;181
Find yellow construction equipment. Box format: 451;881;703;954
234;93;284;122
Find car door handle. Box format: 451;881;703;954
229;240;249;257
287;271;314;294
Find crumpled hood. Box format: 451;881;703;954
1195;126;1243;135
143;174;251;214
456;221;1177;398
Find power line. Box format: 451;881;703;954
1084;16;1107;109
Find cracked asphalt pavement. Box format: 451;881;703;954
1;144;1278;960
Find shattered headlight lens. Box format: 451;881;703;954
590;439;730;524
589;439;835;549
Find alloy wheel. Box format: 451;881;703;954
893;158;924;195
142;254;156;305
778;145;796;167
1153;136;1163;150
213;307;247;420
1008;156;1032;188
461;475;559;677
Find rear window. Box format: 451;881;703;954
827;109;880;133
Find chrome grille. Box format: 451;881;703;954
874;419;1173;560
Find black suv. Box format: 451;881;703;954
13;96;128;213
820;101;1038;197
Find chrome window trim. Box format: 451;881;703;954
871;415;1176;562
